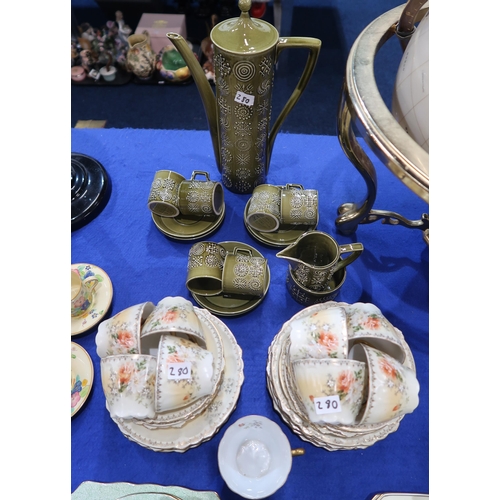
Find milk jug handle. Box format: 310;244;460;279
267;37;322;171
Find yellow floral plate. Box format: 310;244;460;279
71;263;113;336
71;342;94;417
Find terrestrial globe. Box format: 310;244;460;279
336;0;429;241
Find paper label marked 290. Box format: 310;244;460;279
314;395;342;414
167;361;192;380
235;91;255;107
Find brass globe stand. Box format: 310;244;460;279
336;2;429;243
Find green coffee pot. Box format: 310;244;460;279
167;0;321;194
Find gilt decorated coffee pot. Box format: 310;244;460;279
168;0;321;194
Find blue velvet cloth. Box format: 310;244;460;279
71;128;429;499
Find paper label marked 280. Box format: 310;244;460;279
235;91;255;107
167;361;192;380
314;395;342;414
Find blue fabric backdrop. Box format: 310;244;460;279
71;128;429;499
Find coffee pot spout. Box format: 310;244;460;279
166;33;221;172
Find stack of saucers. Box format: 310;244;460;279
266;301;419;451
96;296;244;452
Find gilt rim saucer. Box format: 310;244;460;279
190;241;270;316
71;263;113;336
152;204;225;241
243;199;317;248
71;342;94;417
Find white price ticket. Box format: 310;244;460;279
313;395;342;415
167;361;192;380
234;91;255;106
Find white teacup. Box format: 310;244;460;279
140;296;206;355
155;334;213;413
349;343;419;424
345;302;406;363
101;354;157;419
288;304;349;361
218;415;296;499
292;357;367;425
95;301;155;358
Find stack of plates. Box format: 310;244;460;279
266;301;416;451
109;307;244;452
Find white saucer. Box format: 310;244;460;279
71;263;113;336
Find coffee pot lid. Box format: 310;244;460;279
211;0;279;54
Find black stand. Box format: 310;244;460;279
71;153;111;230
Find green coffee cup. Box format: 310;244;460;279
178;171;224;217
246;184;281;232
280;184;319;227
222;247;268;297
147;170;185;217
186;241;227;296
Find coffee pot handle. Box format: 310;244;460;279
267;37;322;172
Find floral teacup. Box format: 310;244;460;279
95;301;155;358
101;354;157;419
288;304;348;361
140;296;206;355
292;357;367;425
345;302;406;363
349;343;419;424
155;334;214;413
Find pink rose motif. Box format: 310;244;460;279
117;330;135;349
379;357;397;379
337;370;354;393
118;363;134;386
162;309;179;323
364;315;381;330
318;331;338;352
166;353;184;363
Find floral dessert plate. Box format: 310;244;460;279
111;308;244;452
72;481;220;499
71;263;113;336
71;342;94;417
152;203;225;241
243;199;317;248
190;241;270;316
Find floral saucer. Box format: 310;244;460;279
152;203;225;241
243;199;317;247
71;342;94;417
71;263;113;336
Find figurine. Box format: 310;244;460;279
115;11;132;45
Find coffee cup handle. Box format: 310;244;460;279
190;170;210;181
284;183;304;190
83;276;99;294
233;247;253;257
336;242;364;271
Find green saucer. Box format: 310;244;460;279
190;241;270;316
152;204;225;241
243;199;317;248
